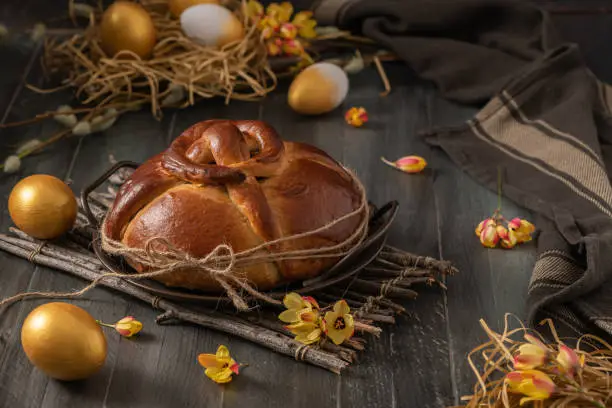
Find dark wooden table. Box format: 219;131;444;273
1;1;611;407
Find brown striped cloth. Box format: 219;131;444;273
314;0;612;336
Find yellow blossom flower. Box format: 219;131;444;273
260;23;276;40
114;316;143;338
323;300;355;345
506;369;556;405
266;2;293;24
266;38;283;56
556;344;580;378
198;345;240;384
285;320;322;345
281;38;304;56
508;217;536;243
292;11;317;39
478;218;499;248
278;292;319;323
246;0;264;19
280;23;298;39
513;335;548;370
345;107;369;127
496;224;517;249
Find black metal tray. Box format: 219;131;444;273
81;161;398;305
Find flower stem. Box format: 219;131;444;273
497;166;503;211
96;320;115;328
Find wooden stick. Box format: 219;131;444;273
0;235;349;374
362;266;435;278
353;311;395;324
379;248;459;275
350;279;418;300
373;55;391;97
325;288;406;314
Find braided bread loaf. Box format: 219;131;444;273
103;120;363;292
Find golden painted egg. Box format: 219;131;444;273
180;4;244;47
21;303;107;381
288;62;349;115
99;1;157;59
168;0;219;18
8;174;77;240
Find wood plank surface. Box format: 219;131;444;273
0;1;610;407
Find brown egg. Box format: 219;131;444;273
168;0;219;18
8;174;77;240
21;303;107;381
99;1;157;59
288;62;349;115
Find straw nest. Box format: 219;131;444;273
458;315;612;407
40;0;276;118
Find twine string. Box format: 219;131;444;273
27;241;46;263
0;171;369;312
101;170;369;310
294;344;309;361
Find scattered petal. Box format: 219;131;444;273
199;345;241;384
344;107;368;127
381;156;427;174
3;155;21;173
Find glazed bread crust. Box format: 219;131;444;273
104;120;362;292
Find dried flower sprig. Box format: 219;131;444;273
475;168;535;249
279;293;356;346
381;156;427;174
198;345;243;384
247;1;316;64
345;107;368;127
97;315;143;338
459;315;611;408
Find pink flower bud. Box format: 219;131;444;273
381;156;427;174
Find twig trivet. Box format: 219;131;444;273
0;234;349;373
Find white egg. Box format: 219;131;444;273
180;4;244;47
288;63;350;115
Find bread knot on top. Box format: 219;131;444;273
103;120;364;292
